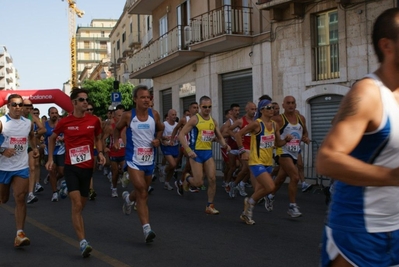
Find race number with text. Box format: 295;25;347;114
136;147;153;164
69;145;92;165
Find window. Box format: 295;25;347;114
101;31;105;37
122;32;126;43
314;10;339;81
100;41;107;50
84;41;90;49
84;52;90;60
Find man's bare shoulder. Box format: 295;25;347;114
334;78;380;124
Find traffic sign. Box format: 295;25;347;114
111;92;122;104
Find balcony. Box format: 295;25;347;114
129;32;141;48
188;5;253;53
257;0;309;20
129;26;204;79
127;0;163;15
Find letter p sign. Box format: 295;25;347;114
111;92;122;104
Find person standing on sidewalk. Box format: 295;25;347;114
178;95;230;214
0;94;39;247
46;88;105;257
114;85;164;243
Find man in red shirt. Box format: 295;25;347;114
46;88;105;258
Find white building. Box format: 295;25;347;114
0;45;19;91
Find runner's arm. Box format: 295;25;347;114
316;80;399;186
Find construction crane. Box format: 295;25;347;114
62;0;84;88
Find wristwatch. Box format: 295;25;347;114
0;147;6;154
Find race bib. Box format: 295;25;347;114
136;147;154;163
286;139;300;152
201;130;215;142
70;145;91;165
10;137;27;153
260;135;275;149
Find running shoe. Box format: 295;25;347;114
205;204;220;215
183;173;191;192
51;192;59;202
224;184;231;194
302;182;313;193
164;182;173;191
89;189;97;201
175;180;183;196
148;186;154;194
80;240;92;258
121;172;130;188
43;174;49;185
59;181;68;199
122;191;132;215
228;182;235;198
189;186;199;193
264;195;274;211
144;229;156;243
26;194;38;204
245;183;253;188
287;205;302;218
236;184;248;197
112;188;118;198
14;231;30;247
34;183;44;193
151;174;157;182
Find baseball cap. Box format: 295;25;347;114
108;105;116;111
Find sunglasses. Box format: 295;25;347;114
24;104;33;107
201;105;212;109
33;112;39;115
75;97;89;103
10;102;24;107
262;105;274;110
86;108;93;111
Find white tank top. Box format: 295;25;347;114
163;121;178;146
0;114;31;171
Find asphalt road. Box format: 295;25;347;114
0;166;328;267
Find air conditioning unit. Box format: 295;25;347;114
184;26;192;46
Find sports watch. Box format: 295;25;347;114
0;147;6;154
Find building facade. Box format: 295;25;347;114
0;45;19;91
121;0;395;151
76;19;118;81
109;2;152;88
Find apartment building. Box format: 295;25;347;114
109;2;152;89
120;0;395;153
76;19;118;81
0;45;19;91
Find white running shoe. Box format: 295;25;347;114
51;192;59;202
112;188;118;198
287;205;302;217
122;191;132;215
164;182;173;191
27;194;38;204
121;172;130;188
264;195;274;211
236;184;247;197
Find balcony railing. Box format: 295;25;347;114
189;5;252;44
131;26;186;73
314;43;340;81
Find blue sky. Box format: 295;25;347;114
1;0;125;115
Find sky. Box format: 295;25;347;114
1;0;126;116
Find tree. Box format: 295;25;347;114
82;79;135;119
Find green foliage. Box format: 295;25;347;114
82;79;135;119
